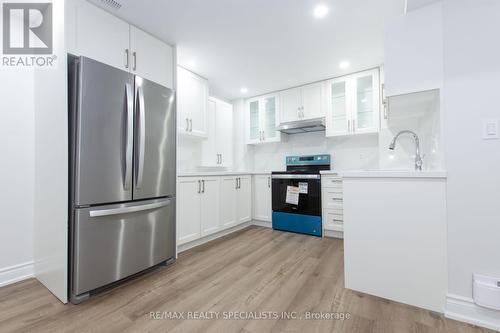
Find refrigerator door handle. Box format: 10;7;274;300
124;83;134;190
89;199;171;218
136;83;146;189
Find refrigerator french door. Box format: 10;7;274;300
69;56;176;303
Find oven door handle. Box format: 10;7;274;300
271;174;321;180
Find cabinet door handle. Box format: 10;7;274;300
348;119;351;133
185;118;189;132
202;180;205;193
262;131;265;140
353;119;356;132
235;178;238;189
189;119;193;132
198;180;201;193
132;51;137;71
220;154;223;165
125;49;129;69
268;176;271;188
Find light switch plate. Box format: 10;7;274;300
483;119;499;140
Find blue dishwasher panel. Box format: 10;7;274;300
272;211;322;237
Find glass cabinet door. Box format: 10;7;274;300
248;99;260;142
353;69;379;133
329;80;349;135
263;95;277;140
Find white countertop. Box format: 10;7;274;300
319;171;340;175
177;171;272;177
339;170;447;179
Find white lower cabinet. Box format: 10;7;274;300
200;177;221;236
253;175;272;222
220;176;238;228
321;175;344;238
237;176;252;223
178;177;202;244
178;176;221;245
178;174;252;246
220;176;252;228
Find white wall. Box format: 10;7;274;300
253;132;379;171
0;69;35;287
443;0;500;328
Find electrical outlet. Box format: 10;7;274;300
483;119;499;140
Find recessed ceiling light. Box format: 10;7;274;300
313;4;329;18
240;87;248;94
339;61;350;69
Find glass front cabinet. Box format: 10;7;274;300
246;93;281;144
325;68;380;137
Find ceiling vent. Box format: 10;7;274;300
99;0;122;10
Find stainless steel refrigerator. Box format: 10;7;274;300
68;56;176;304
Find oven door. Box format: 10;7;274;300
271;174;321;216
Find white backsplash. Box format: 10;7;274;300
379;89;443;171
252;131;380;171
178;92;443;173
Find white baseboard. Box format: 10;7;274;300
445;293;500;331
0;261;35;288
324;229;343;239
252;220;271;228
178;222;253;253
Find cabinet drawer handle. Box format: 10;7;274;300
132;51;137;71
124;49;129;69
331;197;343;201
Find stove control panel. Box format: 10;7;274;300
286;154;331;166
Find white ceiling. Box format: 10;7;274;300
91;0;405;100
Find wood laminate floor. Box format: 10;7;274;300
0;226;493;333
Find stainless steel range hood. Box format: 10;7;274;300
276;117;325;134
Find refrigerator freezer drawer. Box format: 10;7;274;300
72;198;175;296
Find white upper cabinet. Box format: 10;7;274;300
384;2;443;97
72;1;130;70
279;87;302;123
245;94;280;144
301;82;324;120
325;68;380;137
177;66;208;137
129;26;174;88
201;97;233;167
70;1;174;87
279;82;324;124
